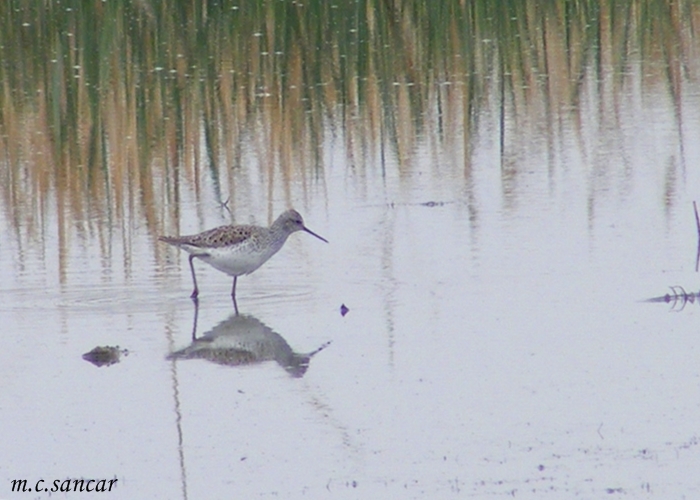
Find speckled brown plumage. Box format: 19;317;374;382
159;224;256;249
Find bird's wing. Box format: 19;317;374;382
160;225;254;248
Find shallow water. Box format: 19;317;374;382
3;2;700;499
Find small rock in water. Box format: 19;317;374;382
340;304;349;316
82;346;129;367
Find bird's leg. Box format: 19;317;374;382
188;254;200;299
190;297;200;341
231;276;239;315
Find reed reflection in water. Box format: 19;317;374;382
1;0;697;282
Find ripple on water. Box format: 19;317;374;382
0;282;174;315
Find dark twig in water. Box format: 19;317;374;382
219;196;232;215
694;201;700;272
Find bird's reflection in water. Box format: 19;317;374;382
167;305;330;378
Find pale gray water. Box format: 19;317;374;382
3;89;700;498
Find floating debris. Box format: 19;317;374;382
385;201;453;209
643;286;700;311
82;346;129;367
340;304;349;316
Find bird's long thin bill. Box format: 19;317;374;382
303;227;329;243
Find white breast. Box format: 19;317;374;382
199;239;286;276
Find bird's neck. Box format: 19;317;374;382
268;220;292;245
269;216;291;238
